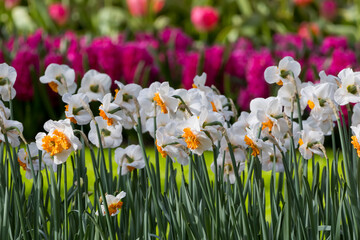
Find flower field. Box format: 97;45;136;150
1;0;360;239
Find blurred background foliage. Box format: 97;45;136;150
0;0;360;44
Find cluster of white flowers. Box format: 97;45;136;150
3;56;360;186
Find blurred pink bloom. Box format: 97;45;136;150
44;53;63;68
233;38;254;50
298;22;320;41
86;38;122;83
180;52;199;89
4;0;20;9
48;3;69;26
326;49;356;75
126;0;164;17
121;43;159;84
225;49;253;80
160;28;193;51
321;36;348;54
12;50;39;101
240;49;272;109
203;46;224;89
321;0;337;20
305;56;326;82
294;0;312;7
191;6;219;32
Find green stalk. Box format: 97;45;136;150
63;162;68;240
3;134;28;240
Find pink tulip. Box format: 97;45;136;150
321;0;337;20
191;6;219;32
126;0;164;17
4;0;20;9
48;3;69;26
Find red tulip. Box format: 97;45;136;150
48;3;69;26
126;0;165;17
191;6;219;32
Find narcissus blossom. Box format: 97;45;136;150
62;93;92;125
78;69;112;101
264;56;301;86
96;191;126;216
115;145;145;175
17;142;44;179
298;129;324;159
40;64;76;96
88;116;123;149
0;63;17;101
0;113;23;147
35;119;82;165
334;68;360;105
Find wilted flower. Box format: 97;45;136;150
191;6;219;32
35;119;82;164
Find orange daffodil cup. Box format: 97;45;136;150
35;119;82;165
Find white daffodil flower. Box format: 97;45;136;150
352;103;360;127
99;93;122;126
198;108;225;142
298;129;324;160
277;79;308;118
192;72;213;94
211;153;245;184
206;92;233;121
156;122;189;165
351;125;360;158
334;68;360;105
259;143;284;172
301;83;337;122
35;119;82;164
178;115;213;155
0;100;11;119
78;69;112;101
96;191;126;216
146;112;171;138
319;71;339;86
138;82;178;117
17;142;44;179
88;116;122;148
40;64;76;96
0;113;23;147
264;56;301;86
0;63;17;101
113;81;142;113
172;88;205;118
62;93;92;125
115;145;145;175
249;97;289;140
